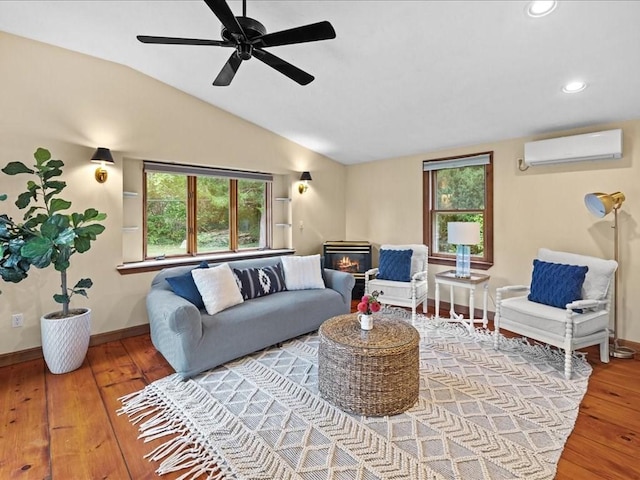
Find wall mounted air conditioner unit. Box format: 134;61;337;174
523;129;622;166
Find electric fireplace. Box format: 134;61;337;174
323;241;371;298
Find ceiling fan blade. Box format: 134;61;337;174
255;21;336;48
253;48;314;85
204;0;245;38
213;52;243;86
137;35;231;46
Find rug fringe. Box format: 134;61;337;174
118;376;238;480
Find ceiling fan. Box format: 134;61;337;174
137;0;336;86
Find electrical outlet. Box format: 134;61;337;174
11;313;23;328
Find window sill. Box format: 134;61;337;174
116;248;295;275
428;256;493;271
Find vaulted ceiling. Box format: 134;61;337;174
1;1;639;164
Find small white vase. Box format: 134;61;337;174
358;313;373;330
41;308;91;374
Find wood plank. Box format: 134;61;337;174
0;359;50;479
121;335;175;383
87;341;143;388
556;456;608;480
46;359;131;479
102;379;183;480
562;429;640;479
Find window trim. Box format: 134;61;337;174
422;151;494;270
143;161;273;260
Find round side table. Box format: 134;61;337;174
318;314;420;416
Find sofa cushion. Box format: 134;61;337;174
378;249;412;281
528;259;588;309
192;263;244;315
165;261;209;309
380;244;427;276
233;263;287;300
281;254;325;290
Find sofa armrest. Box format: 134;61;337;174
323;268;356;305
146;287;203;339
566;299;607;311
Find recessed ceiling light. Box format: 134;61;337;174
562;81;587;94
527;1;558;18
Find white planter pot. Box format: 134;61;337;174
40;308;91;374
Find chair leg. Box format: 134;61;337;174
493;289;502;351
564;349;573;380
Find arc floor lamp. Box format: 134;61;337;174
584;191;635;359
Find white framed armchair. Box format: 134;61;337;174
494;248;617;379
365;244;429;322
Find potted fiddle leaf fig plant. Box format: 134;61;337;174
0;147;107;374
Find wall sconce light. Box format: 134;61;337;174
91;147;114;183
298;171;312;194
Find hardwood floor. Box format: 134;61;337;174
1;312;639;479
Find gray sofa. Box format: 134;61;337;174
147;256;355;378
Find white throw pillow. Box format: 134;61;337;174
281;254;325;290
191;263;244;315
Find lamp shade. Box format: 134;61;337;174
584;191;625;218
448;222;481;245
299;171;312;181
91;147;114;164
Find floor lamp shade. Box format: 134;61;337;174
448;222;481;278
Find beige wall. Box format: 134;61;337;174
0;32;346;355
346;119;640;343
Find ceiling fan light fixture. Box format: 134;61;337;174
527;1;557;18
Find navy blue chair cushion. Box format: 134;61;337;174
377;249;413;282
233;263;287;300
528;259;588;309
166;261;209;309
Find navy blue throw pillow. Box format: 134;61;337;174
377;249;413;282
233;264;287;300
528;259;588;309
165;261;209;309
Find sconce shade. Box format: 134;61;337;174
298;171;312;194
584;191;625;218
91;147;114;164
299;171;312;182
447;222;481;245
91;147;114;183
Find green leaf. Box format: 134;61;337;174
53;293;68;305
49;198;71;214
0;194;7;201
54;227;75;246
42;167;63;182
74;278;93;289
15;191;34;209
21;237;52;259
22;205;41;221
0;267;28;283
77;224;106;239
34;148;51;163
72;289;89;298
71;212;82;227
44;180;66;193
1;161;34;176
74;236;90;253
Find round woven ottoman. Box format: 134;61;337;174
318;314;420;416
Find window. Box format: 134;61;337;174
144;162;272;259
422;152;493;269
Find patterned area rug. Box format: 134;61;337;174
119;314;591;480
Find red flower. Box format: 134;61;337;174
358;290;383;315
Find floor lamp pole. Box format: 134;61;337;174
611;206;634;358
